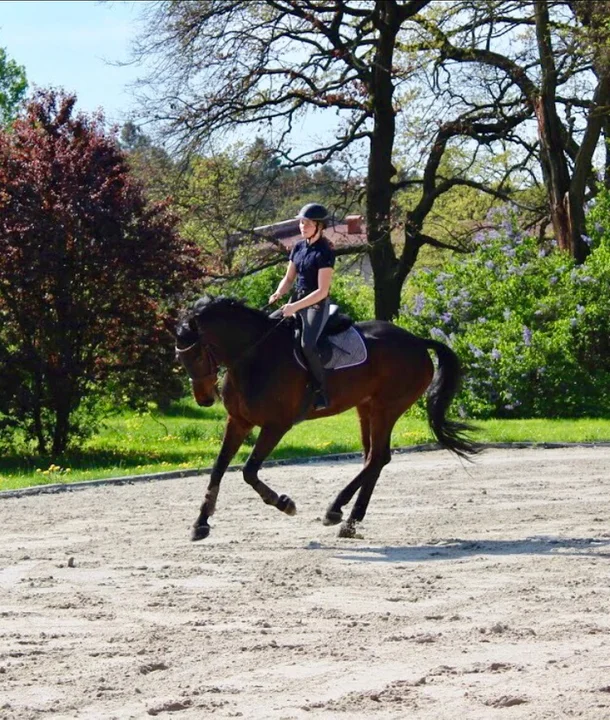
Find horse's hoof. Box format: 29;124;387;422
338;520;356;539
191;523;210;541
277;494;297;516
323;509;343;526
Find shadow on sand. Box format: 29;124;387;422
306;536;610;563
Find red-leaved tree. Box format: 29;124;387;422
0;90;203;455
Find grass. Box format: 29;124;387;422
0;398;609;492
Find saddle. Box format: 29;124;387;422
293;304;368;371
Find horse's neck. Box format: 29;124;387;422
209;314;272;365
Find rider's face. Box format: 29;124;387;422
299;218;319;240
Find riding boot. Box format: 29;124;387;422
304;348;329;410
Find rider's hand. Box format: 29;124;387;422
281;303;297;317
269;291;280;304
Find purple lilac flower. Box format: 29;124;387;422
491;348;501;360
413;293;425;316
581;234;592;247
468;343;485;358
440;312;452;323
549;276;558;284
522;326;532;347
430;327;450;343
485;260;495;270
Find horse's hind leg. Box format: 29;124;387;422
324;406;397;536
242;423;296;516
192;415;252;541
338;411;397;538
323;401;376;526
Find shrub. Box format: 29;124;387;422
399;206;610;418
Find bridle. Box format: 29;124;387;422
175;340;219;385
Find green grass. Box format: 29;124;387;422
0;398;608;492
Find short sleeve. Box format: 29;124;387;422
289;240;301;262
317;243;335;269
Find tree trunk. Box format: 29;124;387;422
366;1;401;321
534;0;601;264
52;405;70;456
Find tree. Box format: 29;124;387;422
131;1;610;317
0;90;203;455
0;47;27;126
132;0;526;320
413;0;610;264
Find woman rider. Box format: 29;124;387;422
269;202;335;411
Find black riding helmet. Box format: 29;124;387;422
296;203;329;227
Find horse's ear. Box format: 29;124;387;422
175;320;199;348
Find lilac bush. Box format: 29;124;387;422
399;205;610;418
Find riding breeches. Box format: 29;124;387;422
298;299;330;386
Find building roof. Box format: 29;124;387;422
253;215;367;252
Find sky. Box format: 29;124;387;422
0;1;150;125
0;0;341;152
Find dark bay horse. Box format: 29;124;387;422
176;296;478;540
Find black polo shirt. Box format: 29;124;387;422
289;237;335;296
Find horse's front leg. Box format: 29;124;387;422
192;415;252;541
243;423;296;516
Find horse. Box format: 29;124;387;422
175;295;478;540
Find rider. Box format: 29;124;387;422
269;202;335;411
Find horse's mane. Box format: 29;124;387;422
176;295;276;345
193;296;272;324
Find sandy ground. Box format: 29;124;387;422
1;446;610;720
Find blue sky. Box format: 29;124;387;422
0;0;344;152
1;1;145;125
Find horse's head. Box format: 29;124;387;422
175;314;218;407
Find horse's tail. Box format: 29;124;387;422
423;338;480;460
